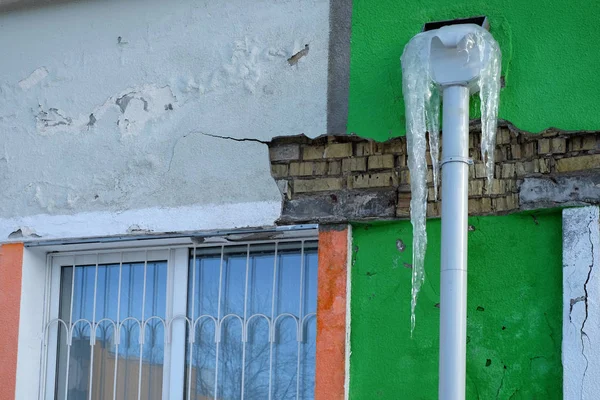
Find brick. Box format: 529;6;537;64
428;187;440;201
328;161;341;175
510;144;521;159
468;180;484;196
493;195;518;212
538;158;550;174
289;161;314;176
348;172;398;189
383;141;404;154
495;165;502;179
538;139;550;154
550;138;566;154
355;142;384;156
581;136;597;151
355;142;373;156
480;198;492;213
303;145;325;160
516;160;536;177
398;191;411;201
313;161;327;175
342;157;367;172
271;163;288;178
324;143;353;158
372;143;385;155
398;154;408;167
397;197;411;209
427;202;440;217
468;164;475;178
556;154;600;173
368;154;395;170
569;137;583;152
497;128;512;144
505;179;518;192
294;178;343;193
469;198;482;214
495;147;507;162
396;207;411;218
400;169;411;184
501;163;515;179
484;179;505;195
398;184;411;193
542;130;559;138
522;142;535;158
507;194;519;209
426;168;434;184
492;197;507;212
474;163;487;179
270;144;300;161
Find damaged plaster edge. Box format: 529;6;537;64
498;118;600;138
271;120;600;147
0;200;281;244
562;206;600;400
520;174;600;210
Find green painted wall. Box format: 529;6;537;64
348;0;600;140
350;212;562;399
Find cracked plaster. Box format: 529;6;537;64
563;206;600;399
0;0;329;241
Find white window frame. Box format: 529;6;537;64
42;248;189;400
38;230;318;400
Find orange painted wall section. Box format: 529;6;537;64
315;227;348;400
0;243;24;400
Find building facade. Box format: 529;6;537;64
0;0;599;399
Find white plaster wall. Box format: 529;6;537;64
0;0;329;241
563;206;600;400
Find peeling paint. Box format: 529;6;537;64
36;107;72;129
18;67;48;90
288;44;309;66
7;227;40;239
0;0;329;239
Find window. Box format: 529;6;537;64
41;238;318;400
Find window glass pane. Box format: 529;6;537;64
185;241;318;400
55;260;167;400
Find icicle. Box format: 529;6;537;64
477;32;502;182
401;33;433;336
401;26;501;335
426;82;441;200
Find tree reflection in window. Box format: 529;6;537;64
185;242;318;400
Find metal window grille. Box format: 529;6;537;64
41;239;318;400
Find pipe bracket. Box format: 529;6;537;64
440;156;473;167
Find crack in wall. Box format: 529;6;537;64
201;132;269;145
543;312;556;348
579;217;595;394
495;366;506;400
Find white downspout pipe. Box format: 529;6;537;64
403;19;499;400
439;85;470;400
401;20;500;400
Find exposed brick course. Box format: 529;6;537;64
269;124;600;223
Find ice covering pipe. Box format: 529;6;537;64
400;21;501;400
